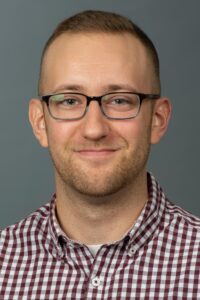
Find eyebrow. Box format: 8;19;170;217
51;83;138;95
53;84;84;93
103;84;138;93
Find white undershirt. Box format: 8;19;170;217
87;244;102;256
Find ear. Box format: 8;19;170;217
150;97;172;144
29;99;48;148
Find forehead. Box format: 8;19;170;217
41;32;154;94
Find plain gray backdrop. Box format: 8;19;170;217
0;0;199;228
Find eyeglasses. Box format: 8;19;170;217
41;91;160;120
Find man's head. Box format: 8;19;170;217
39;10;161;95
29;10;171;198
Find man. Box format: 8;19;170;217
0;10;199;299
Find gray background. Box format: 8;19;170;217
0;0;199;228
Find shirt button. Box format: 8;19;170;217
128;246;136;256
91;276;101;287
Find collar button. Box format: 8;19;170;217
128;246;136;256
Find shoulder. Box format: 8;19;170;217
0;201;51;253
163;198;200;242
165;198;200;228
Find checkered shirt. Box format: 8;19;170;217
0;173;200;299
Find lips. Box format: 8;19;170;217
77;148;117;153
74;148;119;159
77;148;117;152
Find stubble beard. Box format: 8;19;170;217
49;138;151;198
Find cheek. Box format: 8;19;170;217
46;120;79;148
115;110;153;150
114;120;145;145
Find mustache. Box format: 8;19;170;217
70;141;127;152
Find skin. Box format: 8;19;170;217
29;32;171;245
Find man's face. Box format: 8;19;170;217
31;32;165;197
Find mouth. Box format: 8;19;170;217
74;148;120;160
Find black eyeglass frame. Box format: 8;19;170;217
41;91;160;121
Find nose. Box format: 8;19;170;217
80;101;110;141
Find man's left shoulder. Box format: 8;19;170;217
165;199;200;239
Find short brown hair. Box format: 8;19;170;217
39;10;160;94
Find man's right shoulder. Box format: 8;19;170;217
0;202;51;251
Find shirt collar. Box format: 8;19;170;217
48;173;167;254
125;172;166;252
48;194;67;253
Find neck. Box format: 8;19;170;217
55;171;148;245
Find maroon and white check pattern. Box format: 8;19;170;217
0;173;200;299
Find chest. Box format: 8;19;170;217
1;243;199;299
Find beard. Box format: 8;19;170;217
48;134;151;198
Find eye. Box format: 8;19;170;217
105;95;135;107
111;97;131;105
61;98;79;106
50;94;84;108
102;93;139;113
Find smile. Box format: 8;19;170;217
74;149;119;159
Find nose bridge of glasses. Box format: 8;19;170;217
84;95;109;122
86;95;102;107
